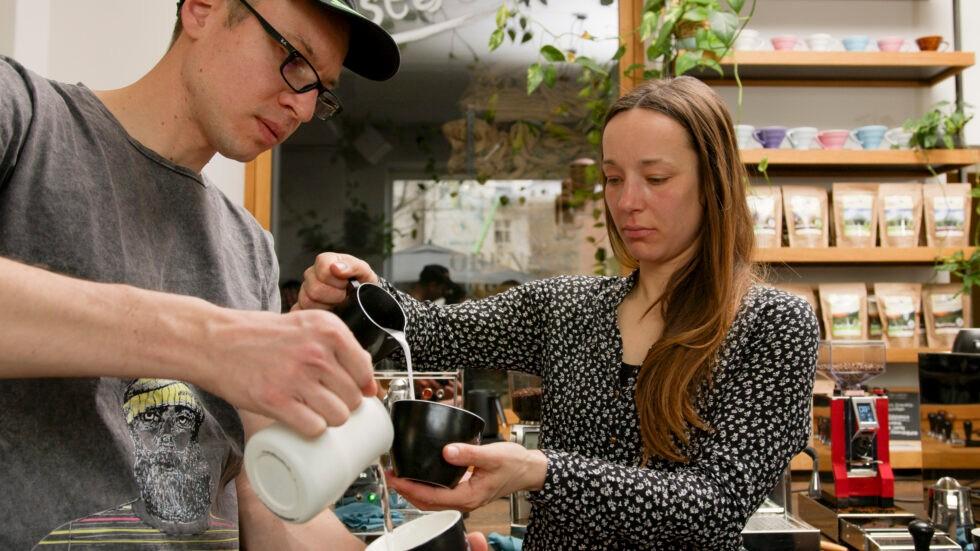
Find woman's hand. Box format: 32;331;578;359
295;252;379;312
387;442;548;513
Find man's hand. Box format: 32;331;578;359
296;252;379;312
387;442;548;513
198;307;377;437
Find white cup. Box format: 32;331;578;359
735;29;765;51
735;124;756;149
787;126;819;150
244;397;394;523
806;33;837;52
885;127;913;149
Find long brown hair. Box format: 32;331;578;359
603;77;757;463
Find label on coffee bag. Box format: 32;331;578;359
930;293;965;335
790;195;823;236
884;195;915;237
840;194;874;237
828;293;862;338
747;195;777;236
934;195;965;237
884;295;916;338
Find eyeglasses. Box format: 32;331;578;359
238;0;342;120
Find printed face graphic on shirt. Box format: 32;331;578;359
124;379;213;525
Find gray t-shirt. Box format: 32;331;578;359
0;56;280;549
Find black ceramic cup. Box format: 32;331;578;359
366;510;468;551
333;279;407;363
390;399;485;488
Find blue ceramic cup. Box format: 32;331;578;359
850;125;888;150
842;35;870;52
753;126;787;149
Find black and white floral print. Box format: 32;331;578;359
382;271;818;550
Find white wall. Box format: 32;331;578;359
3;0;245;205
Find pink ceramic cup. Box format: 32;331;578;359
817;130;850;150
771;35;798;51
877;37;905;52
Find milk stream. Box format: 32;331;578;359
389;330;415;401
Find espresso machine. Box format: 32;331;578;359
508;371;542;537
798;341;961;550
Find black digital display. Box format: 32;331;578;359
856;402;876;424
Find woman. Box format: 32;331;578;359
296;77;818;550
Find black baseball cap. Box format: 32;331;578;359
314;0;400;81
176;0;400;81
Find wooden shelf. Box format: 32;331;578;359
888;348;945;363
754;247;975;264
740;148;980;177
697;51;975;87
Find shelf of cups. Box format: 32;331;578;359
753;246;976;265
740;148;980;177
696;51;974;87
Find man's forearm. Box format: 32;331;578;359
0;255;215;383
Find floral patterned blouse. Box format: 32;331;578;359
383;272;818;550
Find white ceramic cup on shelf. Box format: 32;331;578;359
787;126;819;150
244;397;394;523
806;33;837;52
734;29;765;51
735;124;756;149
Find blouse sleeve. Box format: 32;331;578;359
528;293;819;549
380;277;565;377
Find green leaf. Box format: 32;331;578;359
623;63;644;79
700;57;723;76
495;4;509;28
587;129;601;146
489;28;505;51
709;11;739;45
674;50;702;76
540;44;565;62
575;56;607;75
729;0;746;13
521;31;533;43
643;0;666;12
639;11;658;42
519;16;527;29
612;44;627;61
682;7;709;22
543;64;558;87
527;63;544;94
648;14;677;59
757;157;769;172
594;247;607;262
507;28;517;42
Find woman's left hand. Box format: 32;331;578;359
386;442;548;513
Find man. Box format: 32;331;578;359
0;0;486;548
409;264;451;303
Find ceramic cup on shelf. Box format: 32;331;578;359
842;35;871;52
850;125;888;150
805;33;836;52
734;29;765;51
735;124;756;149
816;129;851;150
770;35;799;51
786;127;819;150
885;127;913;149
916;35;949;51
877;36;906;52
753;126;788;149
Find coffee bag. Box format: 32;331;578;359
832;183;877;248
747;186;783;248
924;183;971;247
877;183;922;248
819;283;867;340
923;284;970;349
784;186;829;248
873;283;922;348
